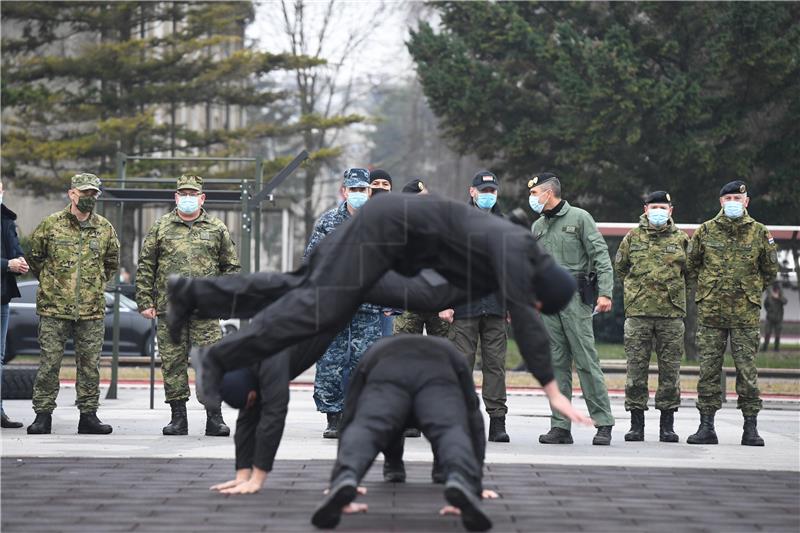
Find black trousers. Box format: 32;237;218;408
331;355;481;495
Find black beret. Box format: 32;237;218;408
220;368;259;409
527;172;558;189
472;170;499;190
402;178;426;194
719;180;747;197
644;190;671;204
369;169;392;186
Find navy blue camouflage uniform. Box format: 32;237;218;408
305;200;382;414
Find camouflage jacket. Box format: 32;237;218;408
615;215;689;318
27;205;120;320
687;209;778;327
304;201;382;315
136;209;241;315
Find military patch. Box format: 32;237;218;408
563;225;578;234
665;244;678;253
767;232;774;245
770;250;778;263
89;239;99;251
201;231;211;240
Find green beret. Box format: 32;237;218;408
177;174;203;191
71;173;101;191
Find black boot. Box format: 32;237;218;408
659;410;679;443
742;415;765;446
163;400;188;435
593;425;613;445
687;413;718;444
1;411;23;429
78;412;113;434
166;275;195;344
538;427;573;444
205;408;230;437
624;410;645;442
26;413;52;434
403;427;421;438
488;416;510;442
444;473;493;532
322;412;341;439
383;460;406;483
311;471;358;529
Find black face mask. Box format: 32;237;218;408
370;187;389;196
76;196;96;213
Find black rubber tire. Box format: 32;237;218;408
2;365;38;400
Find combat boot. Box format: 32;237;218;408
163;400;188;435
488;416;510;442
322;412;341;439
166;275;195;344
741;415;765;446
383;459;406;483
1;411;23;428
687;413;718;444
538;427;573;444
659;410;679;443
27;413;52;434
624;410;645;442
205;408;230;437
78;412;113;434
592;425;613;446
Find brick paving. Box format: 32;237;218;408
2;458;798;532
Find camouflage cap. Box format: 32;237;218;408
177;174;203;191
343;168;370;188
71;173;101;191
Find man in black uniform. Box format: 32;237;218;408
169;193;579;415
311;335;495;531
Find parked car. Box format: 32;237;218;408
4;280;157;363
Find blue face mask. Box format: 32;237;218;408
723;200;744;219
476;192;497;209
647;208;669;227
529;193;546;214
348;192;368;209
177;195;200;214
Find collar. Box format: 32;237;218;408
713;208;753;228
170;207;208;225
1;204;17;220
63;204;98;228
638;213;674;233
337;201;351;219
543;199;567;219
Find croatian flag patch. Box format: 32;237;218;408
767;233;775;245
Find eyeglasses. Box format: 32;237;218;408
176;191;202;197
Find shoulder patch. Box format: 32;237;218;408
767;232;775;245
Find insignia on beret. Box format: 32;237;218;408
418;181;424;191
528;177;538;188
666;193;671;202
739;184;746;193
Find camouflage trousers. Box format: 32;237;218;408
157;318;221;404
623;317;683;412
33;316;104;414
449;315;508;418
394;311;450;337
696;326;761;416
314;310;382;413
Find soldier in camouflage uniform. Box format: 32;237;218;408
305;168;383;439
762;283;787;352
136;175;240;436
26;173;120;435
614;191;688;443
686;180;777;446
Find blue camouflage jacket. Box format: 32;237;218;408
304;201;382;315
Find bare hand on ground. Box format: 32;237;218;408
439;505;461;516
342;503;368;514
482;489;499;499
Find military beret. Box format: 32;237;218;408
719;180;747;197
472;170;499;191
369;169;392;187
343;168;370;188
402;178;426;194
177;174;203;191
644;190;671;204
527;172;558;190
71;173;101;191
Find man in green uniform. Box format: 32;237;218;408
686;180;777;446
136;175;241;436
529;172;615;445
26;173;120;435
762;283;787;352
614;191;688;443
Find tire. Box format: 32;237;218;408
2;365;38;400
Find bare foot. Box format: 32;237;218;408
220;479;263;495
210;479;246;492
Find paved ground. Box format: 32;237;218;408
2;385;799;532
